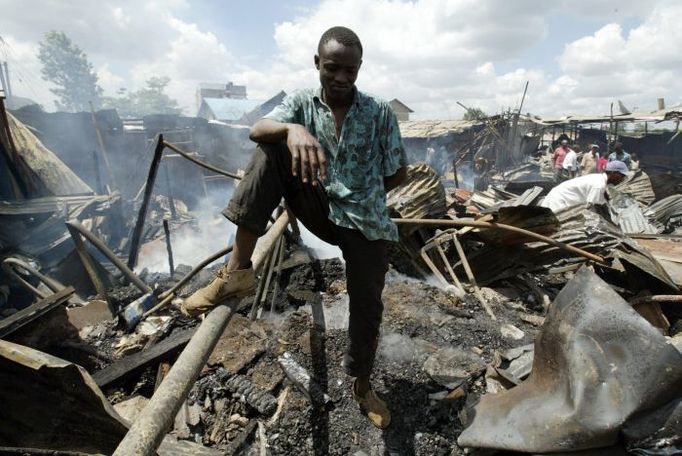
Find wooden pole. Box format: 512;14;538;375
163;219;174;276
88;101;116;193
127;134;164;269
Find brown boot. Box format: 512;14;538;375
352;380;391;429
181;266;256;317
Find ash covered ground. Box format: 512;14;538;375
86;251;543;456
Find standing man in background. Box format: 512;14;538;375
563;146;578;179
608;142;632;168
580;144;599;175
182;26;406;429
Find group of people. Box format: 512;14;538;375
552;139;639;182
542;139;638;213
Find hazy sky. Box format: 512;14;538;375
0;0;680;118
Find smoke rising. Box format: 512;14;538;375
135;189;236;273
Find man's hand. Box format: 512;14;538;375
286;124;327;185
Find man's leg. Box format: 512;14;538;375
335;226;391;428
183;143;335;315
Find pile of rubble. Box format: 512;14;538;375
1;95;681;455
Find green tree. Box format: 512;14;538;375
462;107;487;121
37;31;103;111
103;76;182;117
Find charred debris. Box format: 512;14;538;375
1;93;681;456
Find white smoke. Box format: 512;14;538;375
135;190;236;273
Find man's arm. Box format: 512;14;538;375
250;119;327;184
384;166;407;192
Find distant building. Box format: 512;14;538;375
389;98;414;121
197;98;262;123
196;82;261;123
239;91;287;125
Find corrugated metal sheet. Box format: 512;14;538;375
399;120;483;138
644;194;682;233
614;170;656;206
461;204;669;287
525;104;682;126
388;163;446;224
608;192;657;234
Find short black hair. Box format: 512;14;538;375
318;26;363;56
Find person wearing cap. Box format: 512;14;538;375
540;160;629;213
580;144;600;175
608;142;632;168
552;139;572;182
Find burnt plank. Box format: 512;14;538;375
93;326;196;388
0;287;74;339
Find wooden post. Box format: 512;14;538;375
127;134;164;269
163;219;174;276
89;101;117;193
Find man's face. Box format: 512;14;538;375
606;171;625;185
315;39;362;100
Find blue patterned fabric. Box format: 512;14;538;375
264;88;407;241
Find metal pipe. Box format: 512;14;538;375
128;134;165;269
163;140;242;180
66;223;110;302
1;258;69;300
66;220;151;294
113;212;290;456
393;218;607;265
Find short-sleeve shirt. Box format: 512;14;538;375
264;88;407;242
540;173;608;213
553;147;568;169
562;150;578;171
608;151;631;168
580;153;598;175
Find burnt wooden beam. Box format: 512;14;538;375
93;327;196;388
0;287;74;339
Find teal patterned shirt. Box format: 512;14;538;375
264;88;407;242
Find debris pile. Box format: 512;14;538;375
1;93;681;456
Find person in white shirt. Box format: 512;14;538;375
562;147;578;178
541;160;629;213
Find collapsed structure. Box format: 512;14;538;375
1;92;681;455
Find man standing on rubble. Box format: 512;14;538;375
182;26;406;429
540;160;629;213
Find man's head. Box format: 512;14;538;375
590;144;600;155
560;139;569;148
604;160;628;185
315;26;363;102
614;141;623;153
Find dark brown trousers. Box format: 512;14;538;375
223;143;388;377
